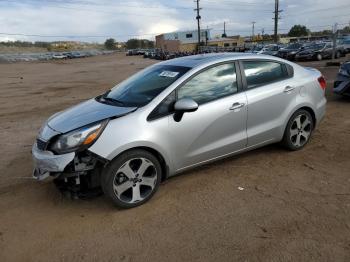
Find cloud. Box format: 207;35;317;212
0;0;349;42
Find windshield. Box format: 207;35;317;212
252;46;263;51
103;65;191;107
265;45;278;51
287;43;302;49
304;43;326;50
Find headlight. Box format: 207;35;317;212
51;120;108;154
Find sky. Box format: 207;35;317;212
0;0;349;43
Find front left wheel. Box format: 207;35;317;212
101;149;162;208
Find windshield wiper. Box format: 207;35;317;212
102;96;125;106
98;91;125;106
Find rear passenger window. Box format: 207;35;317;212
243;61;289;89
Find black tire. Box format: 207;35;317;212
101;149;162;209
336;51;341;59
282;109;314;151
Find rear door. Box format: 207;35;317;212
239;59;297;146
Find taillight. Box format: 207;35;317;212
318;76;327;90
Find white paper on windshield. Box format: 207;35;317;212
159;71;180;78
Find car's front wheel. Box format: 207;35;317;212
101;149;162;208
283;110;314;151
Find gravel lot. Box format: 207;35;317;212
0;53;349;262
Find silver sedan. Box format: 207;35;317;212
32;53;327;208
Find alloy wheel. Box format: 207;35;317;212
289;114;312;148
113;157;157;204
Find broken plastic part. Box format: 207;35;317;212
32;144;75;177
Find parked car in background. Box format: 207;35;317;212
71;52;85;58
295;42;342;61
249;45;264;54
32;53;327;208
260;44;281;56
52;53;67;59
126;50;138;56
63;52;74;59
339;38;350;53
334;61;350;96
277;42;305;60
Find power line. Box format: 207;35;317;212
285;4;350;16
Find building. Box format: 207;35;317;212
156;29;211;52
163;29;210;44
207;36;245;48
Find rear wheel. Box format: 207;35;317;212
283;110;314;151
336;51;341;59
101;150;161;208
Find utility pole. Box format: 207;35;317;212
332;23;338;60
252;21;256;41
194;0;202;52
222;21;227;38
273;0;283;43
262;28;265;43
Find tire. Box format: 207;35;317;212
101;149;162;208
282;109;314;151
336;51;341;59
316;54;323;61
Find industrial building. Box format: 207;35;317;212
156;29;244;52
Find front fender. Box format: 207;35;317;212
87;114;175;175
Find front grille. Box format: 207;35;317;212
36;139;48;151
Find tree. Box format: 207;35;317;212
126;39;154;49
342;26;350;34
288;25;310;37
104;38;116;50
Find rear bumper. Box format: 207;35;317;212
315;97;327;127
32;144;75;181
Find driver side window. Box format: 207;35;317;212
178;63;238;105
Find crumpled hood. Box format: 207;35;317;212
47;98;137;133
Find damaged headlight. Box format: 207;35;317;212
51;120;108;154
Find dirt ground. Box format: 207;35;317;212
0;53;349;262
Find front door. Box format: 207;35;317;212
168;62;248;171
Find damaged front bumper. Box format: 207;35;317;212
32;144;75;181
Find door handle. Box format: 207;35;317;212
229;102;245;111
284;86;295;93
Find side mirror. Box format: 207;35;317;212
174;98;198;113
173;98;198;122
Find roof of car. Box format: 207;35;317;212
160;52;281;68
